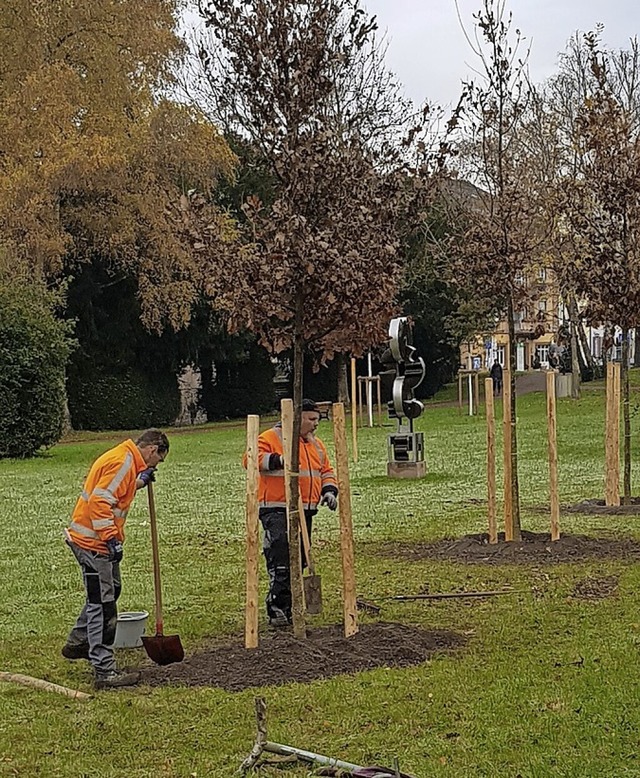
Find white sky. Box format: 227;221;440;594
361;0;640;108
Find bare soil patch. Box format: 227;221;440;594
138;623;466;691
380;530;640;566
565;498;640;515
571;575;619;600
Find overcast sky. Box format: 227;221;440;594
361;0;640;108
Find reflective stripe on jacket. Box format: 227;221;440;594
68;439;146;554
243;425;338;511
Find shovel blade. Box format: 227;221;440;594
141;633;184;666
304;574;323;614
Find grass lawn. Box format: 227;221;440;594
2;381;640;777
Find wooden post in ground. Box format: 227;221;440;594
245;415;260;649
280;399;306;638
605;362;621;507
332;402;358;638
376;375;383;426
546;372;560;541
474;372;480;414
503;369;513;541
485;379;497;544
458;372;463;414
350;357;358;463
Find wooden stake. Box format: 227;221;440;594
503;369;513;541
458;372;463;414
376;375;383;426
350;357;358;462
605;362;621;507
546;372;560;541
244;415;260;649
280;399;306;638
0;672;91;701
485;378;497;544
332;403;358;638
474;372;480;415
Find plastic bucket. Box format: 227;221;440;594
114;611;149;648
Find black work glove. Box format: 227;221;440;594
138;467;156;487
269;453;284;470
106;538;123;563
320;492;338;511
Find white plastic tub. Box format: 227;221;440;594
114;611;149;648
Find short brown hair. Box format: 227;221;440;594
135;428;169;453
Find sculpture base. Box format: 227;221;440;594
387;460;427;479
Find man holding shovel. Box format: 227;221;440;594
62;429;169;689
244;399;338;627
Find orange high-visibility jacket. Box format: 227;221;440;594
68;439;146;554
243;425;338;511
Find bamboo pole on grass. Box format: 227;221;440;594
546;372;560;541
485;378;497;544
503;369;514;541
605;362;621;507
244;415;260;649
332;402;358;637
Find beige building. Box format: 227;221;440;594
460;267;562;371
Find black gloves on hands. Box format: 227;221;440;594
138;467;156;487
106;538;123;563
269;453;284;470
320;492;338;511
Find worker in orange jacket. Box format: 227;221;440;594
243;399;338;627
62;428;169;689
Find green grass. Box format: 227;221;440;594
2;383;640;777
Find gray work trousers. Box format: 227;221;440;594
66;541;121;673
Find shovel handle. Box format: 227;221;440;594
147;482;164;635
298;497;316;574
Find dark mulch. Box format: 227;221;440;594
565;498;640;515
571;575;620;600
138;623;466;691
380;530;640;566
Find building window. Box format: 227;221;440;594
538;267;547;283
496;345;505;367
592;335;602;359
536;345;549;366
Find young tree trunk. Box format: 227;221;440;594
567;296;581;399
622;328;631;504
507;296;522;540
336;352;350;405
634;329;640;368
577;319;595;371
288;300;306;638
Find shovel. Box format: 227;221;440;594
299;497;323;614
141;481;184;665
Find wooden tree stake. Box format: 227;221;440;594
605;362;621;507
546;372;560;541
485;378;497;544
280;399;306;638
245;415;260;649
332;403;358;637
350;357;358;463
503;369;514;540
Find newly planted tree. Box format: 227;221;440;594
193;0;439;633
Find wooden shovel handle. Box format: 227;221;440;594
147;482;164;635
298;497;316;574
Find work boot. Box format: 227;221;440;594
94;669;141;690
268;608;290;628
61;642;90;660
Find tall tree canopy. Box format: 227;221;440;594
0;0;236;332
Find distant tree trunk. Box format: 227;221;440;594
288;299;306;638
577;319;595;371
567;297;581;398
634;329;640;367
622;328;631;504
336;352;349;405
507;295;522;540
